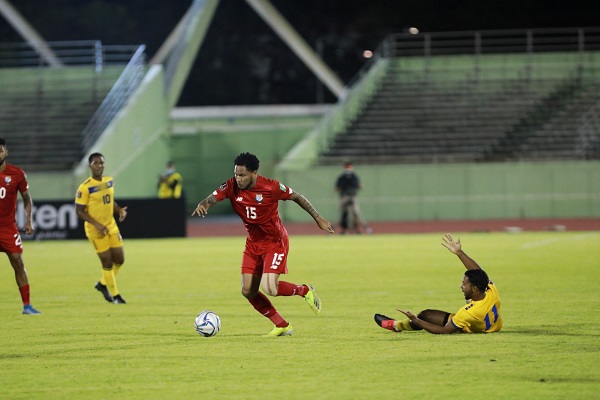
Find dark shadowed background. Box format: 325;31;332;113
0;0;594;105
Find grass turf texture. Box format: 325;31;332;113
1;232;599;399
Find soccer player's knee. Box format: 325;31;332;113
240;287;253;299
418;309;434;321
260;283;278;297
113;253;124;265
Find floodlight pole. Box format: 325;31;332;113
245;0;346;99
0;0;63;67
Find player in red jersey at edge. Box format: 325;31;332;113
192;152;334;336
0;138;41;314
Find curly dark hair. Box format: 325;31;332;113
234;152;259;171
464;269;490;292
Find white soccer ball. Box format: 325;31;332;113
194;310;221;337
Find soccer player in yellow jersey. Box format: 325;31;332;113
375;233;502;334
75;153;128;304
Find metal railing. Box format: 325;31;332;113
0;40;142;69
382;27;600;59
81;45;146;152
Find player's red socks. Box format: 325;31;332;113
248;292;287;327
382;319;398;331
276;281;309;297
19;284;31;306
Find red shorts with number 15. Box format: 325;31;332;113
241;235;289;275
0;224;24;254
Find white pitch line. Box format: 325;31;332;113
522;232;599;249
522;239;559;249
572;232;599;240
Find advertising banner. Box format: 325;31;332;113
19;198;186;240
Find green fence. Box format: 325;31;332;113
276;161;600;223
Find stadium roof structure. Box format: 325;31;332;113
0;0;345;105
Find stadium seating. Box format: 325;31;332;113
510;82;600;160
319;57;600;165
0;67;122;170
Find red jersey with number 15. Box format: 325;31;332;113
212;175;293;241
0;163;29;226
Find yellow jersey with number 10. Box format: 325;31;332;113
75;176;118;238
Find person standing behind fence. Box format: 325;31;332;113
335;161;371;234
157;161;183;199
0;137;41;314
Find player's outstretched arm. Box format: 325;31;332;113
441;233;481;270
192;194;218;217
441;233;462;254
315;215;334;233
290;192;334;234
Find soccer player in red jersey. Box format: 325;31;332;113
192;152;334;336
0;138;41;314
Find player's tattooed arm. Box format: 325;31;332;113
192;194;219;217
290;192;334;234
290;191;320;219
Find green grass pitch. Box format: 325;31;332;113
1;232;599;399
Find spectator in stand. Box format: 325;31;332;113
157;161;183;199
